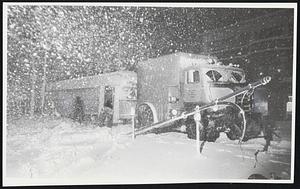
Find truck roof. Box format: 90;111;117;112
138;52;243;72
138;52;216;66
46;70;136;91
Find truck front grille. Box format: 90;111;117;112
236;93;253;112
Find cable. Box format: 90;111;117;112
228;102;246;143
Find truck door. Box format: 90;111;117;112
183;69;206;104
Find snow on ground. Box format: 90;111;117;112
5;117;292;185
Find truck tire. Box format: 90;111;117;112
136;103;158;129
226;123;242;140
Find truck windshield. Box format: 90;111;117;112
231;72;243;82
206;70;222;82
205;69;245;83
186;70;200;83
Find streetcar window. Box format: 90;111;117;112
186;70;200;83
206;70;222;82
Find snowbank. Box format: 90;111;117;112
4;117;292;185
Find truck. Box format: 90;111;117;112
135;52;271;143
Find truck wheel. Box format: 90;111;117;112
225;116;260;141
226;123;242;140
136;103;156;129
242;116;262;141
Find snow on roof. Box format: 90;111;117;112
173;52;217;59
138;52;217;66
47;71;136;91
137;52;220;71
157;52;217;61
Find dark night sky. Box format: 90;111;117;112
152;8;281;31
195;8;278;29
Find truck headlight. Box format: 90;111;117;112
213;105;218;112
171;109;178;116
208;58;213;64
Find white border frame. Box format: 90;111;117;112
2;2;297;186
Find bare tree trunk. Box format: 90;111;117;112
40;60;47;114
30;70;37;118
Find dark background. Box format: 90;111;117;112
7;6;294;121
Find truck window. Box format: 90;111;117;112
186;70;200;83
206;70;222;82
232;72;242;82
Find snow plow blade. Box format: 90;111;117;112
131;76;271;137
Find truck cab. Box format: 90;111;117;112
168;55;249;119
136;53;249;126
